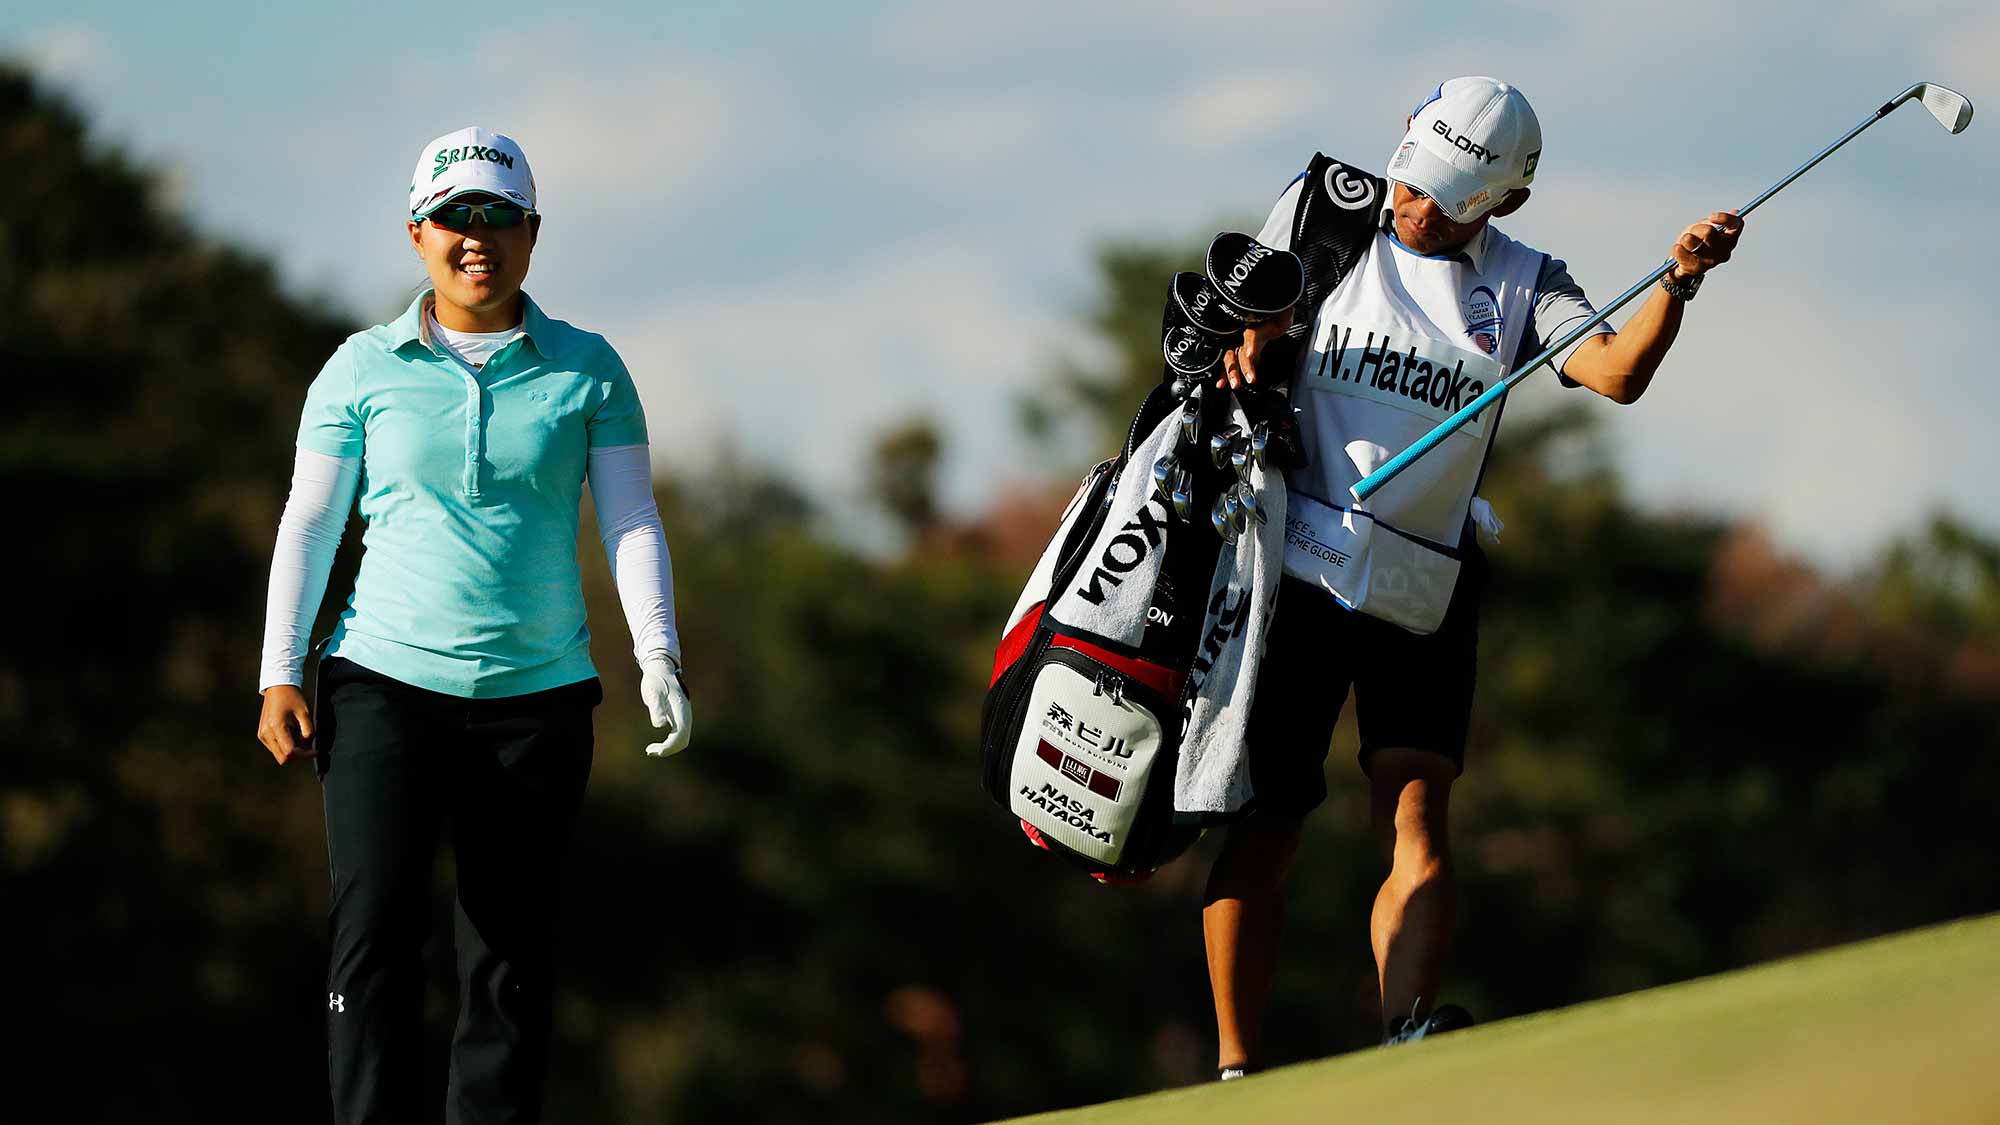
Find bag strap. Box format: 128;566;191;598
1287;152;1386;342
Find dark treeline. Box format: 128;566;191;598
5;69;1996;1122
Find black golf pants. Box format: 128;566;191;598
315;656;600;1125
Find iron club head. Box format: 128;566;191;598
1169;469;1195;522
1208;425;1243;468
1152;454;1179;501
1219;488;1243;533
1234;484;1266;528
1249;423;1271;469
1211;497;1239;545
1902;82;1974;134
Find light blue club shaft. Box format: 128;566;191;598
1351;81;1973;503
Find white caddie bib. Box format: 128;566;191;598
1283;228;1544;633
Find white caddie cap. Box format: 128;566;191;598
408;126;537;217
1386;77;1542;225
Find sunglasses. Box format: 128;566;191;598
421;200;533;232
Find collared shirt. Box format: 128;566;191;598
297;290;648;698
1260;175;1613;378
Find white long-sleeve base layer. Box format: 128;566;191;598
258;443;681;691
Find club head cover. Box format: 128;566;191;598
1162;320;1226;377
1205;232;1305;323
1172;271;1248;336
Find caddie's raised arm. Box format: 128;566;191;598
1558;210;1744;405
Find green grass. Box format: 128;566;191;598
996;912;2000;1124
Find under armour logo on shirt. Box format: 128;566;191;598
328;993;346;1013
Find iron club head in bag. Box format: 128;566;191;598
1208;425;1244;468
1151;453;1181;502
1229;443;1251;480
1218;488;1245;537
1211;496;1239;545
1248;422;1272;468
1233;483;1266;529
1170;469;1195;522
1205;232;1306;323
1178;391;1204;447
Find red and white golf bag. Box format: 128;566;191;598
980;228;1316;878
979;382;1215;878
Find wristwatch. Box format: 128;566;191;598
1659;269;1703;302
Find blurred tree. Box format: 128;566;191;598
1869;515;2000;640
2;63;356;1119
868;416;943;535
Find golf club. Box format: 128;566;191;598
1235;484;1266;529
1152;454;1180;502
1249;423;1272;469
1211;497;1239;544
1179;392;1204;448
1170;471;1195;522
1351;81;1973;503
1209;426;1243;468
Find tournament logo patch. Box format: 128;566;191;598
1036;740;1124;799
1464;285;1502;356
1389;141;1418;173
1326;165;1378;211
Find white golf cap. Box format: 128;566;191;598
1385;77;1542;224
408;126;537;217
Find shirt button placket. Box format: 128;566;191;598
462;363;483;499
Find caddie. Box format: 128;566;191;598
1201;76;1743;1078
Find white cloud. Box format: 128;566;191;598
1154;71;1325;155
404;30;769;222
14;24;104;83
868;92;1055;177
877;0;1387;64
601;241;1088;514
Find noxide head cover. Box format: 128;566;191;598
1205;233;1305;321
1162;285;1229;374
1163;319;1227;376
1173;271;1248;335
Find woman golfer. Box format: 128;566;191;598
255;126;691;1123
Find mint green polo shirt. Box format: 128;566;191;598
297;291;648;698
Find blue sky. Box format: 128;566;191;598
9;1;1996;567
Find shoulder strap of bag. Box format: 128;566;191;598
1286;152;1387;342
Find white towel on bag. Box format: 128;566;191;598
1174;397;1287;817
1046;410;1183;647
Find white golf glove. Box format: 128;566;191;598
640;654;693;758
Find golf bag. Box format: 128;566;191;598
978;382;1215;878
979;228;1316;879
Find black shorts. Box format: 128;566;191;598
1243;543;1486;818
